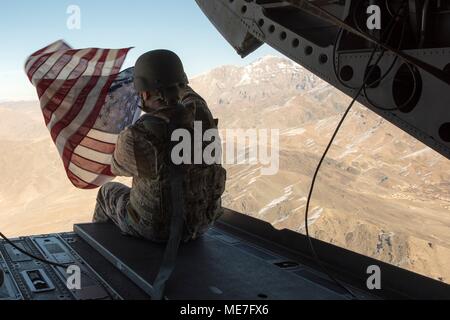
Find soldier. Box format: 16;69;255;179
93;50;226;243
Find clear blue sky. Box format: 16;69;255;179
0;0;279;101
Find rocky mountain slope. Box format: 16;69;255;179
190;56;450;283
0;55;449;283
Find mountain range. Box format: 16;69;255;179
0;55;449;283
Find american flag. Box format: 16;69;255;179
25;40;141;189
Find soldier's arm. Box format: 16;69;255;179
111;127;138;177
111;126;160;178
183;86;218;129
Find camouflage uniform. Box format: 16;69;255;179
93;87;226;242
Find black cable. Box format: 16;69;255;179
363;59;418;111
303;1;407;299
0;232;65;268
334;0;408;91
364;17;407;87
386;0;409;19
0;231;115;300
386;0;396;18
336;3;415;112
304;47;381;299
362;16;420;112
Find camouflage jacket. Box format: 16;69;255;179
111;87;226;241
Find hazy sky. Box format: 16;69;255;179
0;0;279;101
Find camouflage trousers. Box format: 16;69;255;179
93;182;197;243
93;182;142;238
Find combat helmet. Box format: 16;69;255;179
134;50;189;92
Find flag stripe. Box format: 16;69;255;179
25;41;135;189
74;145;113;165
87;129;118;144
43;49;100;125
27;53;55;82
31;51;68;86
62;50;128;175
26;41;67;71
79;136;116;154
67;169;99;189
68;162;113;186
52;50;111;148
37;49;93;101
71;153;114;176
36;50;81;99
45;50;105;131
30;40;68;60
25;41;70;76
71;153;114;177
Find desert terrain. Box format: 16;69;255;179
0;56;449;283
